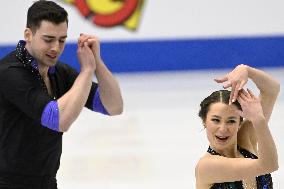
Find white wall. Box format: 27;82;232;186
1;0;284;44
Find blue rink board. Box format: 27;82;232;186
1;36;284;73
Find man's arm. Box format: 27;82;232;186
94;59;123;115
42;35;123;132
57;42;96;132
79;34;123;116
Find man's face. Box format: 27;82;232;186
25;20;68;67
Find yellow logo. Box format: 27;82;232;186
62;0;145;31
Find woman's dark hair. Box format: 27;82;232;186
26;0;68;33
198;90;243;123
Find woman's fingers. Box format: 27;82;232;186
235;109;245;118
229;82;238;104
237;90;246;101
247;88;256;99
238;80;246;90
242;88;249;96
231;81;244;103
214;76;228;83
223;81;232;89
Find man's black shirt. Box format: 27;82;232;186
0;41;97;183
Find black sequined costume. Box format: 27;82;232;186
207;146;273;189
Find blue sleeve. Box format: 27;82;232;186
41;101;60;132
93;88;109;115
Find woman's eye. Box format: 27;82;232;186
227;120;236;124
211;119;220;123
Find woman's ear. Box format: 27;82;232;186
202;121;206;128
24;28;33;42
238;123;242;130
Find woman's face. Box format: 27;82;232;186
205;102;241;151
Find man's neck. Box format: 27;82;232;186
25;44;49;78
38;64;49;78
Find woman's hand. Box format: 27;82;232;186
215;64;249;104
237;89;265;124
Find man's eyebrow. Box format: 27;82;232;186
42;35;67;39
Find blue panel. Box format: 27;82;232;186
0;45;15;58
1;36;284;73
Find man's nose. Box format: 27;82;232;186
51;41;60;52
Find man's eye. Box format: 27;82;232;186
59;40;65;43
44;39;52;43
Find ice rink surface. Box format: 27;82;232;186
57;68;284;189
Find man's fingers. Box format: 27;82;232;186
78;34;93;47
87;38;98;46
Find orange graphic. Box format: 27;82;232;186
62;0;145;30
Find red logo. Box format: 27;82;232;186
62;0;145;31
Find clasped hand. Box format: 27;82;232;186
77;33;101;72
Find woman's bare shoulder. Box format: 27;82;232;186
195;153;214;189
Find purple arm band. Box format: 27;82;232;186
41;101;60;132
93;88;109;115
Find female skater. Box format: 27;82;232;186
195;64;280;188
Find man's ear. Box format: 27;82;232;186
24;28;33;42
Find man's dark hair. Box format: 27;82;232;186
198;90;243;123
26;0;68;33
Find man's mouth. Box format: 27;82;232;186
46;54;57;59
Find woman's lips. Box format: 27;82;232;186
215;135;229;142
